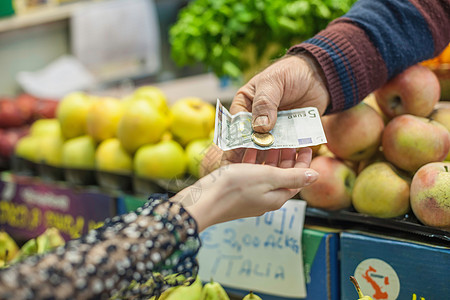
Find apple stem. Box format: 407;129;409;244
389;96;402;110
350;276;364;298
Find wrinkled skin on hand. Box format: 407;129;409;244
221;54;330;166
231;54;330;132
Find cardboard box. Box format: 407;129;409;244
340;232;450;300
226;227;340;300
0;176;115;241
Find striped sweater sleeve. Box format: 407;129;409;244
288;0;450;113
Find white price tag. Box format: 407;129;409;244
198;200;307;298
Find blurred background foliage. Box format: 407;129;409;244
170;0;357;82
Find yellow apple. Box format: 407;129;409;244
352;162;410;218
15;135;40;162
185;138;213;178
86;96;124;142
117;99;168;154
134;140;187;180
35;134;64;167
132;85;168;114
169;97;215;146
95;138;133;174
61;135;96;169
30;118;61;137
56;92;93;139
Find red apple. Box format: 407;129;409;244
374;64;440;118
0;100;27;128
33;99;59;120
300;156;356;210
382;114;450;172
0;126;30;158
16;93;38;122
322;102;385;161
410;162;450;230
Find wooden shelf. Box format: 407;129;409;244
0;2;86;34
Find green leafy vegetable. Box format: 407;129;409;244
170;0;357;80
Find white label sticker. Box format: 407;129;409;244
198;200;307;298
354;258;400;300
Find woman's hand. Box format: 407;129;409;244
173;147;318;232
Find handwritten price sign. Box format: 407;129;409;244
198;200;307;298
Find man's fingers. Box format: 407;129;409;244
221;148;246;165
264;149;280;166
252;77;283;133
230;83;255;114
295;147;313;169
242;149;258;164
255;150;267;164
279;148;297;168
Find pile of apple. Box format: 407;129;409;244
14;86;216;188
300;64;450;231
0;94;58;169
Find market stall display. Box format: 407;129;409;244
0;1;449;299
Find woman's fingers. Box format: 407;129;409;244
269;166;319;190
262;188;301;210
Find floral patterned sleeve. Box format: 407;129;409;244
0;194;201;300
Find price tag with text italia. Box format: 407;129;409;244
198;200;307;298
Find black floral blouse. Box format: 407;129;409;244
0;195;201;300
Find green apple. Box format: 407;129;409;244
86;96;124;142
132;85;168;114
169;97;215;146
300;156;356;210
95;138;133;174
117;99;168;154
185;138;213;178
352;162;410;218
30;118;61;137
56;92;93;139
134;140;187;180
61;135;96;169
